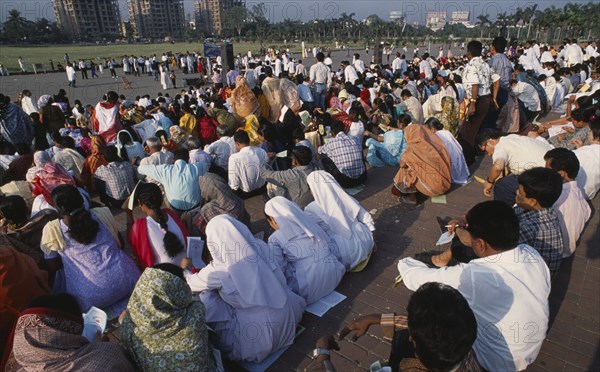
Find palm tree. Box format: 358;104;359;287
2;9;29;43
476;14;491;39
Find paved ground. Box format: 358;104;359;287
106;155;599;371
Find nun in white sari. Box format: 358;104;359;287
304;171;375;272
183;215;305;363
265;197;345;305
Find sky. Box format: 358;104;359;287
1;0;593;24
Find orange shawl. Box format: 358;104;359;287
393;125;452;197
80;136;108;191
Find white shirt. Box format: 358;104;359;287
574;143;600;199
354;59;365;73
419;60;433;80
553;181;591;257
344;65;359;85
566;43;584;66
309;62;331;86
189;148;212;169
21;96;38;115
398;244;550;371
540;51;554;63
436;130;470;184
228;146;267;192
204;136;233;169
512;81;541;111
139;150;173;166
146;215;186;266
348;121;364;144
66;66;76;80
492;135;553;175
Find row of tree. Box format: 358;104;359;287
1;2;599;45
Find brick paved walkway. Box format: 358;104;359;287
262;159;600;372
108;155;599;371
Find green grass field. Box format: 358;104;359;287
0;41;330;72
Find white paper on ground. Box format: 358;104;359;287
187;237;206;269
305;291;347;317
436;231;455;246
82;307;107;342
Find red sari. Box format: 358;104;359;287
128;209;189;270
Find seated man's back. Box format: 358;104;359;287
398;201;550;371
228;131;267;194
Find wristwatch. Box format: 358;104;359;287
312;347;330;359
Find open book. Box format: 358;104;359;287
305;291;347;317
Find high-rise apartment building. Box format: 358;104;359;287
53;0;121;39
194;0;244;35
128;0;185;40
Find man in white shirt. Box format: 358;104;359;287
566;38;584;67
186;137;212;170
66;63;76;87
511;79;541;120
399;89;424;124
584;40;599;61
391;53;407;78
544;148;591;257
573;121;600;199
398;200;550;371
228;130;267;198
309;52;331;110
341;60;359;85
353;53;365;74
418;53;433;80
204;125;234;179
295;60;307;77
477;130;553;204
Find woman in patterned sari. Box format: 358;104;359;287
120;264;219;371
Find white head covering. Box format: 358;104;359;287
205;215;288;309
306;171;363;240
264;196;329;243
37;95;52;109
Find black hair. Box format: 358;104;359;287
291;127;306;141
400;89;412;97
137;183;184;258
104;146;120;163
0;195;27;226
316;52;325;62
465;201;519;251
398;113;412;127
152;262;185;280
106;91;119;103
517;167;564;208
424;117;444;131
544;148;580;179
571;106;598;123
590;115;600;140
492;36;508;53
173;148;189;163
292;145;312;166
330;120;344;135
233;130;250;146
62;136;76;149
51;185;99;245
27;293;82;317
467;40;483;57
475;129;504;149
406;282;477;371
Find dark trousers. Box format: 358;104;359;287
493;174;519;206
388;330;417;372
458;95;491;166
321;154;367;188
233;183;267;200
209;164;228;181
483;87;509;130
94;179;126;209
